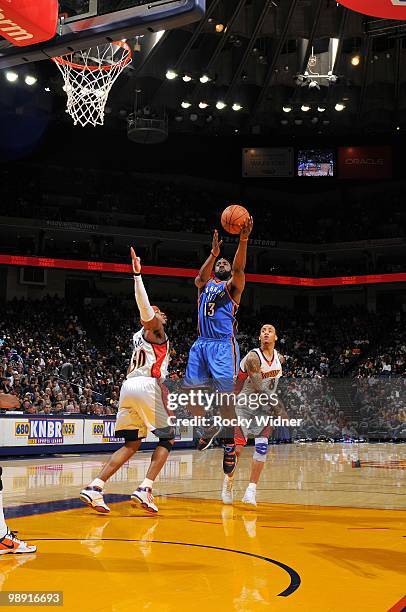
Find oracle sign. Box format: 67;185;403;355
338;147;393;179
337;0;406;20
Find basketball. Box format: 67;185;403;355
221;204;250;235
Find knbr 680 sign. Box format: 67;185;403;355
337;0;406;19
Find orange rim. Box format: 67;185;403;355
51;40;132;72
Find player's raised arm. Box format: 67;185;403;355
130;247;165;339
245;350;265;393
227;215;253;302
195;230;223;289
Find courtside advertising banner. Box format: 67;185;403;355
338;146;393;179
1;417;83;447
242;148;294;178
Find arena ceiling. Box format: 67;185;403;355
3;0;406;136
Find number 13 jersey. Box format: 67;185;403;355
198;279;238;339
127;328;170;381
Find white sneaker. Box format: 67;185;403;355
242;487;257;506
0;530;36;555
221;475;234;505
79;486;110;514
131;487;158;514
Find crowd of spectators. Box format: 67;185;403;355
0;164;405;246
0;296;404;440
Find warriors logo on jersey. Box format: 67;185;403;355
236;348;283;396
127;329;170;381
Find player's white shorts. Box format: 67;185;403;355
115;376;172;440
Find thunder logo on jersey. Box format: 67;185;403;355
198;279;238;339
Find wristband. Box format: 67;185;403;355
239;237;249;243
133;273;141;278
210;251;217;258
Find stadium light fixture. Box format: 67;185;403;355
301;104;311;112
6;71;18;82
351;55;360;66
190;113;198;122
294;119;303;125
282;105;292;113
181;101;191;109
216;101;227;110
25;75;37;86
232;103;242;111
182;74;192;82
215;23;225;33
335;103;345;111
166;69;178;80
200;74;210;84
199;101;209;109
317;106;326;112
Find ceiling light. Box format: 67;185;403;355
199;101;209;109
215;23;224;33
200;74;210;84
317;106;326;112
44;87;51;92
216;101;227;110
282;105;292;113
175;115;183;122
335;103;345;111
190;113;198;122
182;74;192;82
294;119;303;125
25;75;37;86
351;54;360;66
301;104;310;112
166;69;178;80
322;119;330;125
311;117;319;124
6;71;18;82
280;119;288;125
181;101;191;108
232;103;242;111
396;126;400;131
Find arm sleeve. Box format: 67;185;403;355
134;276;155;323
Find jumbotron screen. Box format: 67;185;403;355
297;149;335;177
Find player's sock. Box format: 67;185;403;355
223;445;237;476
0;492;8;539
247;483;257;490
140;478;154;489
89;478;105;489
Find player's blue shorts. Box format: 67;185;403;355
184;337;240;392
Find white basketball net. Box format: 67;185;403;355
52;41;132;127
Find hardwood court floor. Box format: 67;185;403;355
1;443;405;611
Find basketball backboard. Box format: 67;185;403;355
0;0;205;68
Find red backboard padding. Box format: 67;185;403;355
0;0;58;47
337;0;406;20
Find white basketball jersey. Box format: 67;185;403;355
127;329;170;381
237;348;282;395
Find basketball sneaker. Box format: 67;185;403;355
0;530;36;555
196;424;222;451
242;486;257;506
79;486;110;513
221;475;234;505
223;444;237;475
131;487;158;513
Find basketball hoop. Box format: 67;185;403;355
52;41;132;127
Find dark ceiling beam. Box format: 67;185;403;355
224;0;273;102
394;37;401;117
325;6;348;104
251;0;298;117
291;0;324;102
356;35;372;123
173;0;222;70
190;0;247;103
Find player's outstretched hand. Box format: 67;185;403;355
130;247;141;275
240;215;253;241
212;229;223;257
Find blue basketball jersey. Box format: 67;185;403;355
198;279;238;339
